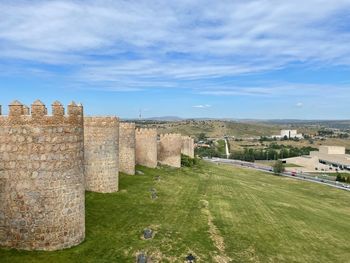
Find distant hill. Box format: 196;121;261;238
262;120;350;130
144;116;183;121
130;119;350;139
135;119;281;138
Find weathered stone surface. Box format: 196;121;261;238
0;101;85;251
135;128;157;168
119;122;135;175
84;117;119;193
137;252;148;263
143;229;153;239
186;253;196;262
150;188;158;199
181;136;195;158
151;192;158;200
158;134;182;168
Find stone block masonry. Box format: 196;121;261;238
0;100;85;251
158;133;182;168
135;128;157;168
119;122;135;175
181;136;195;158
84;117;119;193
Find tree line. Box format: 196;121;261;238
336;174;350;184
229;144;318;162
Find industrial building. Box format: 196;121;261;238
272;129;304;139
282;146;350;172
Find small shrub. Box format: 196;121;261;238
181;154;199;167
272;160;285;175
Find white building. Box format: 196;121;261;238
272;129;303;139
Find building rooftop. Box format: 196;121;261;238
311;151;350;166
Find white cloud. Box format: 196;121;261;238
296;102;303;108
0;0;350;87
192;104;212;108
197;83;350;98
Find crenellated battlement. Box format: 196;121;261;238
160;133;181;139
136;128;157;135
0;99;85;251
181;135;195;158
84;116;119;127
22;104;30;115
0;100;83;125
119;122;136;129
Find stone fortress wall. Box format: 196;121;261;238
0;99;190;252
135;128;158;168
158;133;182;168
0;100;85;251
181;136;195;158
84;117;119;193
119;122;136;175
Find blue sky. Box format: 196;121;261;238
1;0;350;119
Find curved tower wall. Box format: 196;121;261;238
181;136;195;158
135;128;157;168
0;100;85;251
84;117;119;193
158;133;182;168
119;122;135;175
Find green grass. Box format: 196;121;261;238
216;139;226;155
1;162;350;262
326;172;350;177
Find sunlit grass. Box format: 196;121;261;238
1;162;349;262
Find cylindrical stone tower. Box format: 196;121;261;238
181;136;195;158
0;100;85;251
135;128;157;168
158;133;182;168
119;122;136;175
84;117;119;193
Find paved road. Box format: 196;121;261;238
205;157;350;192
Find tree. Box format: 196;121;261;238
197;132;207;141
272;160;285;175
336;174;343;182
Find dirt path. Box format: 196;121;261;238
224;138;230;158
200;200;232;263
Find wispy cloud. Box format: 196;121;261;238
0;0;350;92
197;83;350;99
192;104;211;108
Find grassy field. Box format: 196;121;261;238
1;162;350;262
216;139;226;155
